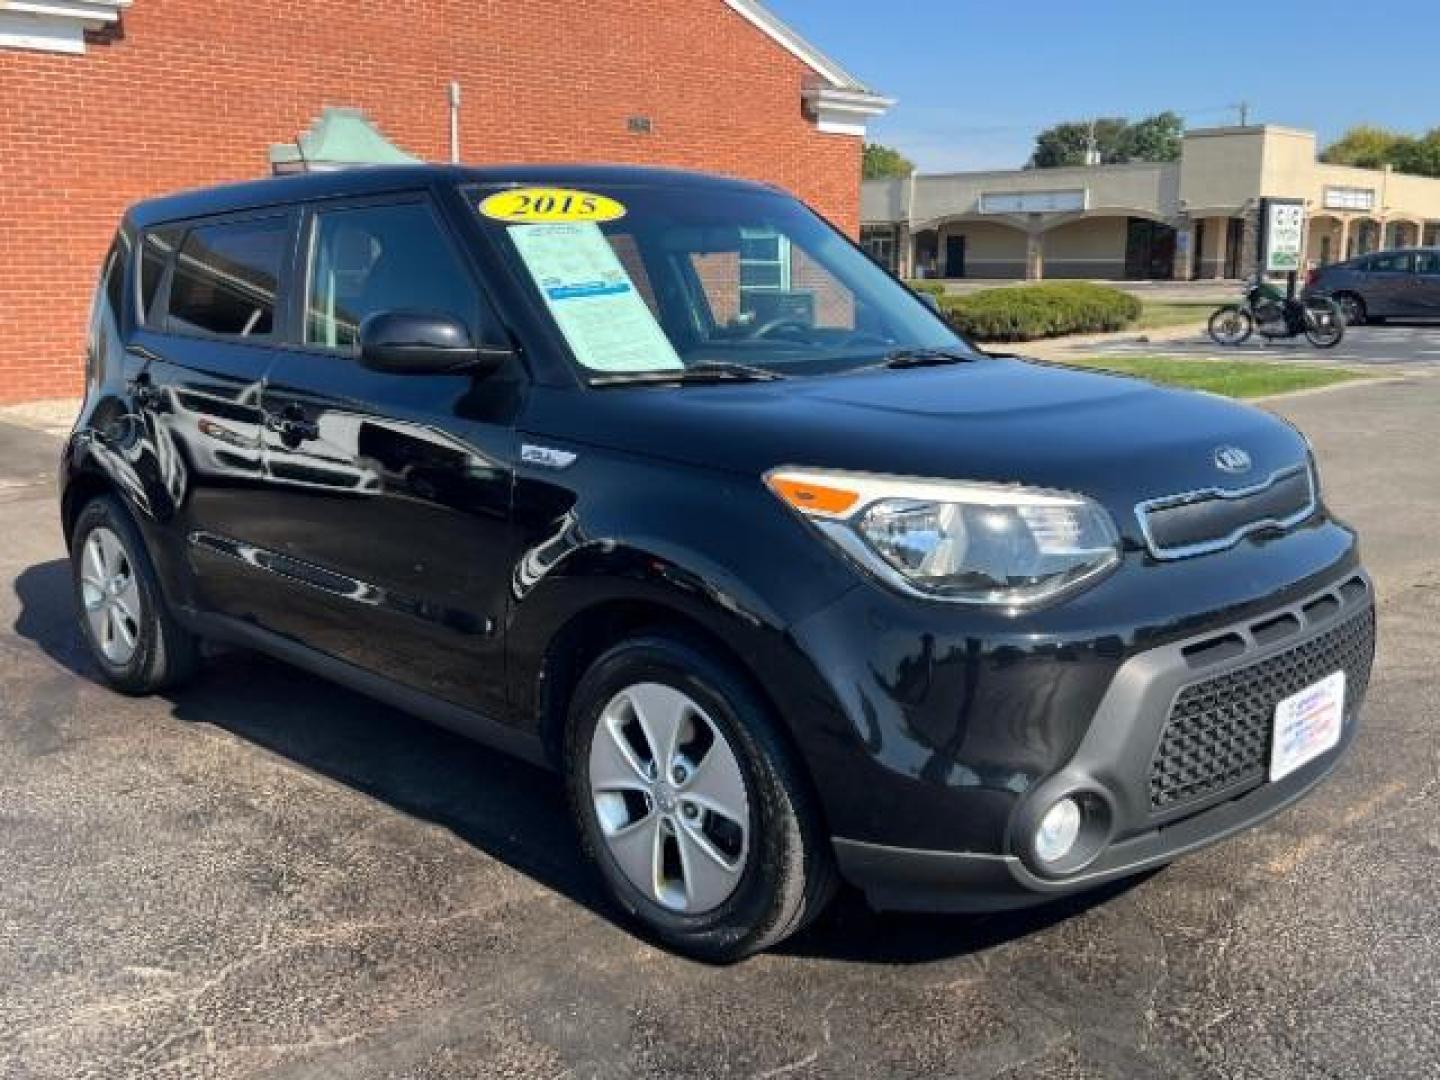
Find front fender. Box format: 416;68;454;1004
501;451;862;753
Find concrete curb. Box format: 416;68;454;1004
1011;322;1208;360
1252;374;1413;405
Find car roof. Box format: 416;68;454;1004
1347;246;1440;260
127;163;781;229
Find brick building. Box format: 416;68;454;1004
0;0;890;404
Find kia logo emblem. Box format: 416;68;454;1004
1213;445;1253;474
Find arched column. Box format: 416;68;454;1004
913;215;1032;280
1308;214;1344;267
1351;218;1381;257
1387;219;1425;248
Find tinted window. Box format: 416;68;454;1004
168;217;289;338
101;241;126;319
139;227;181;325
1414;252;1440;276
1367;253;1412;274
305;202;476;350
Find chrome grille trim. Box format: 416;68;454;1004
1134;464;1317;560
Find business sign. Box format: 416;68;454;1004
978;189;1087;215
1323;186;1375;212
1261;198;1306;274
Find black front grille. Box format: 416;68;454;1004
1139;467;1315;559
1148;603;1376;813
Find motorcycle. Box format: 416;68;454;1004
1208;276;1345;349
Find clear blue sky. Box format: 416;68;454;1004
764;0;1440;172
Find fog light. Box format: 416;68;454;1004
1034;797;1083;864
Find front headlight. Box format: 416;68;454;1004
766;468;1120;607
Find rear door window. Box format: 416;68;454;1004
1366;252;1413;274
168;216;291;339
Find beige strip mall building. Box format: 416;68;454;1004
862;124;1440;281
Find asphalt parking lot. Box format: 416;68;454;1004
3;367;1439;1078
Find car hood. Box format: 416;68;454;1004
525;357;1311;538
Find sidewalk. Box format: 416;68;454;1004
988;320;1208;361
0;398;78;438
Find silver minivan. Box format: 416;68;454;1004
1306;247;1440;325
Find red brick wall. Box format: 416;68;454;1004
0;0;862;403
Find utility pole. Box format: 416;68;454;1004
448;81;462;163
1231;100;1251;127
1084;120;1101;166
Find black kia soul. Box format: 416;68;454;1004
66;165;1375;960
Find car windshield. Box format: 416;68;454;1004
468;181;970;380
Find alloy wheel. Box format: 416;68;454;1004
588;682;751;914
79;526;142;665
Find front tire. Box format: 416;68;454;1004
565;633;835;961
69;495;198;694
1208;305;1253;346
1334;292;1366;327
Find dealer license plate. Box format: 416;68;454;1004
1269;670;1346;782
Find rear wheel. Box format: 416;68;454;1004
1208;305;1253;346
565;633;835;961
1334;292;1366;327
70;495;198;694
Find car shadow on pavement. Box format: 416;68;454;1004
13;557;1150;965
12;560;606;916
778;874;1152;963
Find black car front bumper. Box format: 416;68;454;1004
830;569;1376;913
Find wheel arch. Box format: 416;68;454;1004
529;592;836;840
1333;290;1367;320
60;464;119;546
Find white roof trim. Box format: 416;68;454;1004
804;85;897;138
0;0;130;54
723;0;868;90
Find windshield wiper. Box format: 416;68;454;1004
589;362;787;387
880;347;977;369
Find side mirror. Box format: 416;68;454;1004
358;310;508;376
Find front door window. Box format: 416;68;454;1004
305;202;478;351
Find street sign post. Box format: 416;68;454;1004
1259;196;1306;299
1260;197;1306;275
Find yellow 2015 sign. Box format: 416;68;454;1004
479;188;626;224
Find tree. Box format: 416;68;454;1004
1029;118;1127;168
1391;130;1440;177
1319;125;1405;169
1321;124;1440;178
1028;113;1181;168
863;143;914;180
1115;111;1183;164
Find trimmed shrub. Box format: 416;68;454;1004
907;280;949;300
938;282;1142;342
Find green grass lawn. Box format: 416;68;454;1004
1134;301;1216;330
1062;355;1371;399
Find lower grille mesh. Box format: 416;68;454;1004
1149;605;1376;812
